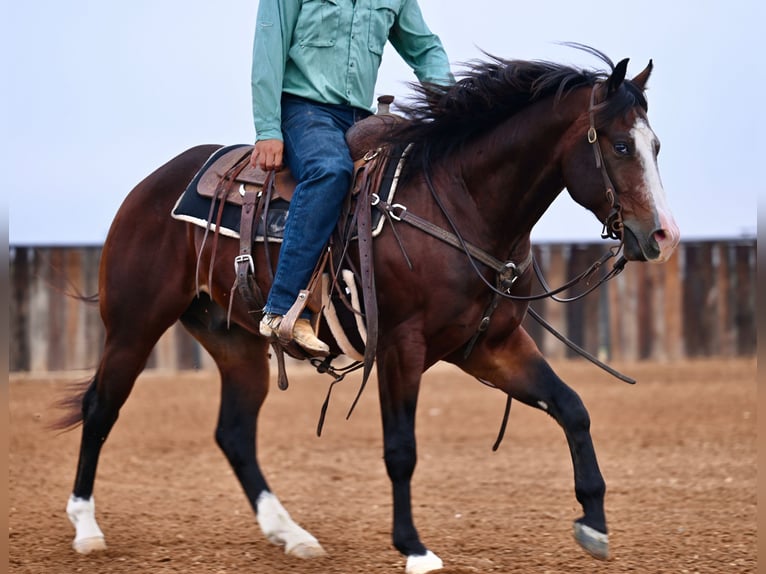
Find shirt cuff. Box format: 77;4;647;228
254;127;284;142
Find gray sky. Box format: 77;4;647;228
4;1;761;245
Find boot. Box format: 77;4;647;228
260;313;330;356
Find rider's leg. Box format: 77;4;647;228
260;96;368;352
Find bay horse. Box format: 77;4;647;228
58;49;679;574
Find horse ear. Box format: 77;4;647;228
631;59;653;91
606;58;630;95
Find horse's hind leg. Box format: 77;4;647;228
450;326;609;560
179;296;325;559
66;252;199;551
66;299;191;553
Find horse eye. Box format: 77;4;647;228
613;142;630;156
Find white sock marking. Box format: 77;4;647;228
66;495;106;553
256;491;324;556
406;550;444;574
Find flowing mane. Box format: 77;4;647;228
390;45;649;171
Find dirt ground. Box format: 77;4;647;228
9;359;756;573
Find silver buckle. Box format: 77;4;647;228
234;254;254;274
501;261;520;292
389;203;407;221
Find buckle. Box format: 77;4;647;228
500;261;520;292
234;254;254;274
389;203;407;221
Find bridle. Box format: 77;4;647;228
529;80;631;305
587;81;625;242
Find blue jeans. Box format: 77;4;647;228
264;95;371;317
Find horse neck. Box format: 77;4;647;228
454;94;588;248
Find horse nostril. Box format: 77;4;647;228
649;226;680;262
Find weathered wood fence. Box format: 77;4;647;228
9;239;756;373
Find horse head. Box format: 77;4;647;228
562;58;680;262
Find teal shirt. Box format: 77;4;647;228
251;0;454;141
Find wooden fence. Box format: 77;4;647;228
9;239;756;373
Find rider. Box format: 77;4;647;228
251;0;454;355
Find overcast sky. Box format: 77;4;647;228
4;0;761;245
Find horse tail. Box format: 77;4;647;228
49;377;95;431
46;288;100;430
46;288;98;432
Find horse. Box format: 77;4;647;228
56;48;679;574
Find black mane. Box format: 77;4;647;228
388;46;648;173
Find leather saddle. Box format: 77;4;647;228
195;98;403;207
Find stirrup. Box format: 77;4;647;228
260;313;329;356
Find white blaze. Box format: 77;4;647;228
631;119;680;260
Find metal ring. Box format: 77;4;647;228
390;203;407;221
363;148;380;161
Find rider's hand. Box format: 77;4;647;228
250;139;284;171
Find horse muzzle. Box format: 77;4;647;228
621;217;680;263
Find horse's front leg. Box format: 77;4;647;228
377;338;443;574
180;300;325;559
450;326;609;560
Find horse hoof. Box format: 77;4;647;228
72;536;107;554
405;550;443;574
573;522;609;560
286;541;327;559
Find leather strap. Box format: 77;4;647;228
277;289;312;346
348;156;379;413
227;171;270;325
587;83;624;241
373;197;533;279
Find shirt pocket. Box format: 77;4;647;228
295;0;341;47
368;0;400;55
